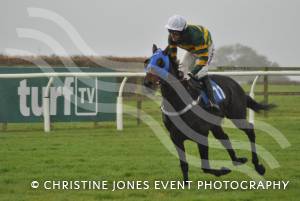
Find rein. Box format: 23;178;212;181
160;96;201;116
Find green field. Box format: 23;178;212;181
0;84;299;201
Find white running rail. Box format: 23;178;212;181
0;71;299;132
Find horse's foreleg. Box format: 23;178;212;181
211;126;248;166
197;135;231;177
197;136;210;170
171;138;189;182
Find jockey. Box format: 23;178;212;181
165;15;220;111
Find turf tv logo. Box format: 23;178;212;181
17;77;98;116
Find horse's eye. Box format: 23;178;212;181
156;58;165;68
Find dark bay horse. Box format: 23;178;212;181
143;45;275;182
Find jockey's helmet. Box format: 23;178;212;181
165;15;187;32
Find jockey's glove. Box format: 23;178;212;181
187;72;198;80
178;70;185;80
187;73;202;90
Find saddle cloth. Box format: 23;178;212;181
200;80;226;106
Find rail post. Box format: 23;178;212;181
43;77;54;132
249;75;260;125
136;77;143;125
116;77;128;131
263;67;269;117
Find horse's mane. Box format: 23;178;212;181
167;55;191;90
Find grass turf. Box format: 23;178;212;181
0;84;299;201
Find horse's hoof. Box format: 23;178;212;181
202;168;211;174
233;157;248;166
255;164;266;175
220;166;231;175
215;167;231;177
183;180;190;187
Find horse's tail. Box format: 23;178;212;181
246;95;277;113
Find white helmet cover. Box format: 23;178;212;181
165;15;187;31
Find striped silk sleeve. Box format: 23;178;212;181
190;44;209;74
168;35;178;60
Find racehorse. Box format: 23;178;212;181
143;44;275;182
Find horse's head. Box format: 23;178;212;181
143;44;181;90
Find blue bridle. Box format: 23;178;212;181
145;49;170;79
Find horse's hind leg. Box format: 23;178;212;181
210;126;248;166
231;119;266;175
197;134;231;177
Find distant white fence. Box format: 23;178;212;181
0;71;299;132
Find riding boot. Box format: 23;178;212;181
202;76;220;111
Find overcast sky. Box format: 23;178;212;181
1;0;300;66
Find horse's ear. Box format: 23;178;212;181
144;58;150;64
152;44;158;53
144;58;150;67
163;46;170;56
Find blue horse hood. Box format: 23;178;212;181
146;49;170;79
